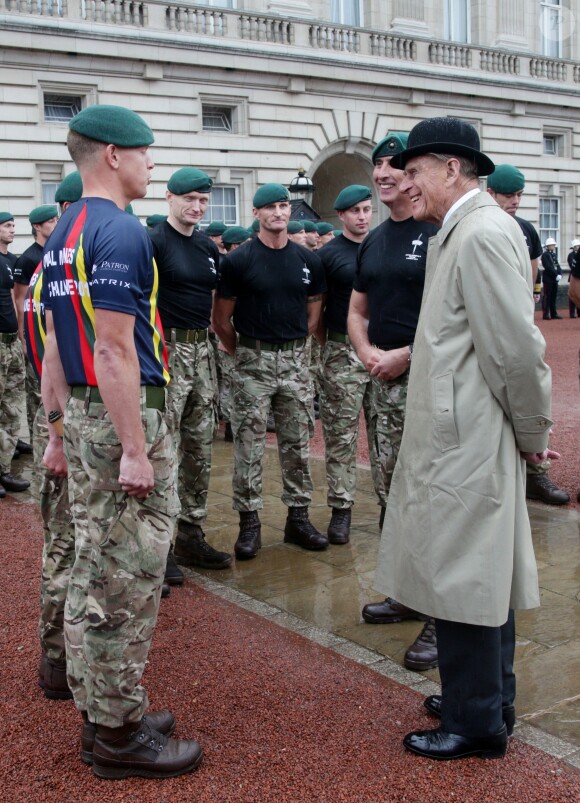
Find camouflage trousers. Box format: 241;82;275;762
25;357;41;442
166;338;218;524
231;341;314;511
65;391;179;727
370;369;410;507
309;335;323;400
34;404;74;663
218;349;235;423
320;340;383;508
0;337;25;473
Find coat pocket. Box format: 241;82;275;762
433;371;459;452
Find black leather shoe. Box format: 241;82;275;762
0;473;30;492
424;694;516;736
161;583;170;599
404;618;438;671
92;718;203;779
12;448;20;460
284;507;329;550
234;511;261;560
362;597;427;624
526;472;570;505
553;314;563;319
81;710;176;765
164;547;184;586
16;439;33;455
404;725;507;760
174;522;232;569
327;508;351;544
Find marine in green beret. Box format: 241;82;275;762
334;185;373;212
317;222;335;247
125;203;135;216
68;104;154;147
287;220;307;246
222;226;252;251
252;183;290;209
206;221;227;236
250;219;260;233
146;214;167;229
167;167;213;195
0;212;14;225
333;229;343;237
29;205;58;226
487;164;525;195
54;172;83;206
302;219;320;251
371;132;409;164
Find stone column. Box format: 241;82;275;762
494;0;529;50
390;0;429;36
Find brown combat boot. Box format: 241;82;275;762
92;718;203;780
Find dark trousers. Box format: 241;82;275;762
435;610;515;738
542;281;558;318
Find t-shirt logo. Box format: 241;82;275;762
208;257;216;275
302;265;311;285
406;234;424;262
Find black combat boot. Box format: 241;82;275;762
234;511;261;560
284;507;329;550
526;472;570;505
174;522;232;569
327;508;351;544
404;618;438;671
0;473;30;492
81;709;176;765
43;657;74;700
164;546;184;586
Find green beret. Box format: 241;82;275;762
251;219;260;232
0;212;14;225
125;203;135;215
334;185;373;211
372;132;409;164
303;220;318;233
487;164;526;194
333;229;343;237
69;104;154;147
253;183;290;209
29;205;58;225
206;221;227;236
54;172;83;204
146;214;167;228
167;167;213;195
317;222;334;235
222;226;251;245
287;221;305;234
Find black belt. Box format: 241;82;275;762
327;330;349;344
373;343;412;351
0;332;18;344
164;328;208;344
70;385;166;411
238;335;306;352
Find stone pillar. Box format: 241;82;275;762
494;0;529;50
390;0;429;37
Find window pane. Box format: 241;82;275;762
202;187;238;226
541;1;562;57
332;0;360;26
44;94;83;122
195;0;234;7
539;197;560;246
41;181;59;205
202;106;232;132
446;0;469;43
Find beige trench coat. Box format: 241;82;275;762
374;193;552;627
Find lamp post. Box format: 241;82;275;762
288;166;316;219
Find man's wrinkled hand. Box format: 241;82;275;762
119;452;155;498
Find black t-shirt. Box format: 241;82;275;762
0;251;18;332
149;221;219;330
319;234;360;334
13;241;43;286
217;237;326;343
514;216;542;261
354;217;438;347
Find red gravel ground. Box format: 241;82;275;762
307;312;580;509
1;503;579;802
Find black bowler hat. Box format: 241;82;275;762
390;117;495;176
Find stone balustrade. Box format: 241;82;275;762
1;0;578;86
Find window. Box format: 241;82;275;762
37;164;64;206
202;187;238;226
43;94;83;123
539;198;560;247
540;0;562;57
445;0;470;43
41;181;60;205
543;135;560;156
195;0;234;6
202;106;233;133
331;0;362;26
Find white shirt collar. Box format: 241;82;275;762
443;188;480;227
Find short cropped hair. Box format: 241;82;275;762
67;130;107;168
429;152;479;181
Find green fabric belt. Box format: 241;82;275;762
238;335;306;352
327;330;349;344
0;332;18;343
70;385;166;411
164;328;208;344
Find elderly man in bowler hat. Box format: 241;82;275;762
376;117;554;760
